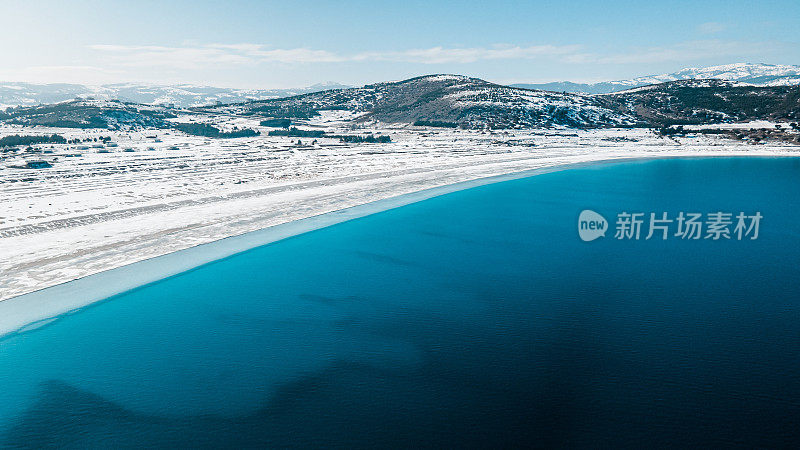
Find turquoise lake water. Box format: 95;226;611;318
1;157;799;447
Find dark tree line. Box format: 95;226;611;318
174;123;260;138
0;134;66;147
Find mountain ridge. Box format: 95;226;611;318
511;63;800;94
3;63;797;110
0;82;353;109
209;74;640;129
2;74;798;130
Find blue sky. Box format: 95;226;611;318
0;0;797;88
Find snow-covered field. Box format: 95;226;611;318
1;119;798;302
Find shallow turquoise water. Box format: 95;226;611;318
1;157;799;447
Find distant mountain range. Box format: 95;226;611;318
510;63;800;94
0;82;352;109
207;75;800;129
2;63;797;112
2;73;799;131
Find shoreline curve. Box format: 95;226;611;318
0;154;794;339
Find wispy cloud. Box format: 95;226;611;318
563;40;775;65
697;22;727;34
24;65;120;74
353;45;580;64
88;44;260;68
0;65;123;84
87;39;783;74
88;43;581;67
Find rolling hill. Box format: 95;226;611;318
0;99;175;129
210;74;640;129
609;79;800;125
210;74;800;128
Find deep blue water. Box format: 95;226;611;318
1;157;800;448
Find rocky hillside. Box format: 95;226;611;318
211;75;640;129
608;79;800;125
0;99;175;129
212;74;800;129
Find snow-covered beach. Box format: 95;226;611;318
1;117;799;336
0;156;663;338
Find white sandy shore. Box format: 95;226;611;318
1;122;799;337
0;157;629;338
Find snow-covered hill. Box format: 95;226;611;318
511;63;800;94
608;79;800;125
0;82;351;109
3;73;798;131
613;63;800;88
212;74;639;129
0;99;176;129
